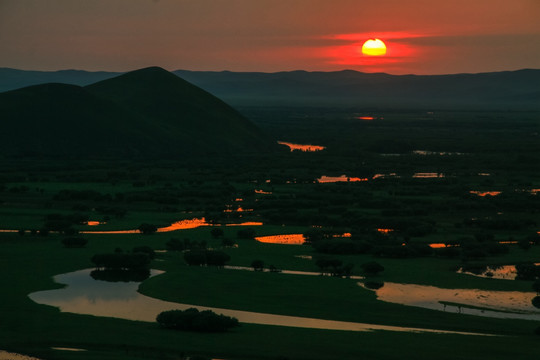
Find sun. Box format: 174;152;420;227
362;39;387;56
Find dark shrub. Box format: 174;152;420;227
251;259;265;271
516;263;540;280
361;261;384;276
205;250;230;267
137;223;158;234
133;245;155;259
91;253;150;270
364;281;384;290
166;238;184;251
90;268;150;282
156;308;239;332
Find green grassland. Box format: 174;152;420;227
1;109;540;359
1;230;540;360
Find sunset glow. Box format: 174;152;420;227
362;39;387;56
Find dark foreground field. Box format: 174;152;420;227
1;108;540;359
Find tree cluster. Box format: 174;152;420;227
516;263;540;280
166;238;207;251
156;308;239;332
91;252;150;270
183;250;230;267
315;257;354;277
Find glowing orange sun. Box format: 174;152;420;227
362;39;387;56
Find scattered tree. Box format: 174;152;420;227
533;280;540;295
516;263;540;280
133;245;155;259
138;223;158;235
251;259;265;271
361;261;385;276
364;281;384;290
91;253;150;271
156;308;239;332
183;250;230;267
532;296;540;309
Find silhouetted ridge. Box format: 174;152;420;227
86;66;272;156
0;67;274;158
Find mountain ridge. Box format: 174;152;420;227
3;67;538;109
0;67;275;158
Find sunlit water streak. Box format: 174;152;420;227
277;141;325;152
28;269;492;336
317;175;368;183
361;282;540;320
80;218;262;234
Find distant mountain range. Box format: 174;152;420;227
2;67;540;110
0;67;274;158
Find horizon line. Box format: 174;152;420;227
2;66;539;77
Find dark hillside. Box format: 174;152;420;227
0;67;275;158
2;67;538;110
0;67;119;93
0;83;157;157
85;67;271;155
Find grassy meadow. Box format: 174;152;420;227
1;109;540;359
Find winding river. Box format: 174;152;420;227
28;269;492;336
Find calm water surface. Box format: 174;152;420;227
28;269;490;336
362;282;540;320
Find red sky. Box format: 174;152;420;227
1;0;539;74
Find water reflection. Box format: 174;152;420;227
28;269;489;336
255;234;305;245
458;263;540;281
372;173;399;179
470;191;502;197
457;265;517;280
0;350;42;360
255;189;272;195
413;173;445;179
81;218;263;234
255;233;351;245
225;222;264;227
361;282;540;320
277;141;325;152
317;175;368;183
413;150;465;156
